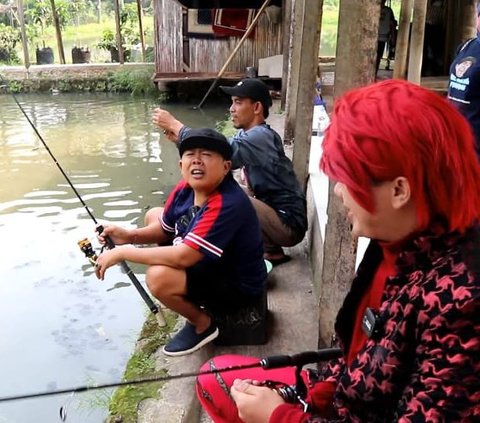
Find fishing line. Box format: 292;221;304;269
0;74;166;326
2;77;97;223
0;348;342;403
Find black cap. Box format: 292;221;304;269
178;128;233;160
219;78;273;109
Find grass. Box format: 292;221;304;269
108;66;158;95
105;310;178;423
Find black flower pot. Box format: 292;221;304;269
110;47;130;63
72;47;91;64
36;47;54;65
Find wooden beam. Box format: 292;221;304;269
50;0;65;64
407;0;427;84
393;0;414;79
460;1;476;44
291;0;323;192
284;0;305;145
280;0;292;110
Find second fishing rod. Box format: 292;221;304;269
1;74;166;327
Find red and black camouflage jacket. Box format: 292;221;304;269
271;226;480;422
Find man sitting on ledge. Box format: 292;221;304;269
94;128;267;356
152;78;307;267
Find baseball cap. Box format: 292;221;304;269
219;78;273;109
178;128;233;160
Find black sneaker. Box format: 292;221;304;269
163;321;219;356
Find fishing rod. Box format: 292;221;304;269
0;348;343;403
0;74;166;327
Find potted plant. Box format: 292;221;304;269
96;5;142;63
25;2;54;65
96;28;124;62
71;46;91;64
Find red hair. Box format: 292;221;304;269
320;79;480;232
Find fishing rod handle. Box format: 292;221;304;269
96;225;166;326
260;348;343;369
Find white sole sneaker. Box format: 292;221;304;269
162;327;219;357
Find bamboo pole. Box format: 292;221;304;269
136;0;146;62
17;0;30;69
113;0;124;64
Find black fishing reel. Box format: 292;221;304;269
262;380;305;402
260;372;310;412
77;238;98;266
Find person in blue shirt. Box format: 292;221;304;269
153;78;307;267
94;128;267;356
447;4;480;158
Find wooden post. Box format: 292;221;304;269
136;0;146;61
280;0;292;110
113;0;124;64
284;0;305;145
443;0;475;74
460;1;476;42
318;0;379;348
407;0;427;84
17;0;30;69
393;0;414;79
290;0;323;191
50;0;65;64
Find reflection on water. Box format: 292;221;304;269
0;92;228;422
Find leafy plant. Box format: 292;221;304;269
96;4;142;54
96;28;116;51
0;23;21;64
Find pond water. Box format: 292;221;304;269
0;92;229;423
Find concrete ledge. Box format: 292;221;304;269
0;63;154;81
138;318;214;423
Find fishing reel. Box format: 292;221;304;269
77;238;98;266
260;379;310;412
260;370;310;412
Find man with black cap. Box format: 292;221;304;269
94;128;267;356
153;78;307;266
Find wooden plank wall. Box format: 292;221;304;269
154;0;184;72
154;0;283;74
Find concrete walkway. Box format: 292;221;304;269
137;107;320;423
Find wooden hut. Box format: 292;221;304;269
152;0;284;91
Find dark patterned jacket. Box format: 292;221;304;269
271;227;480;422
